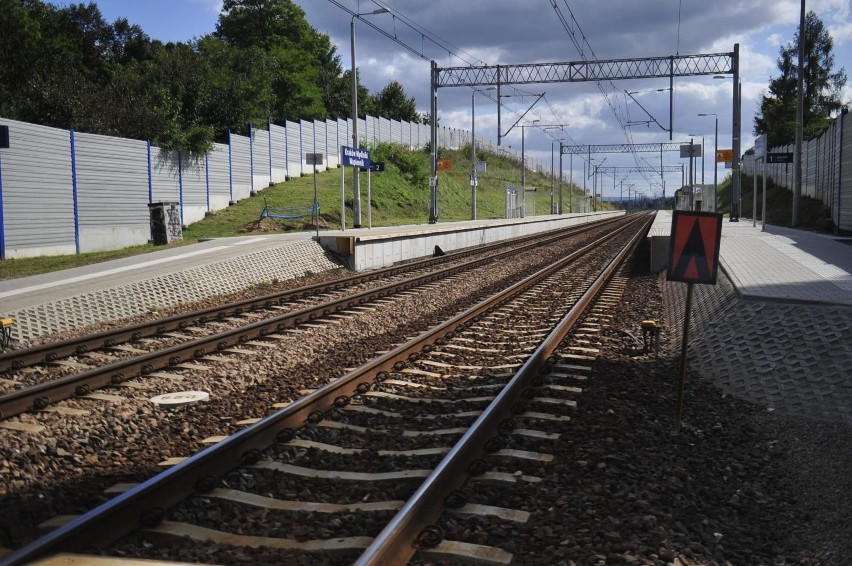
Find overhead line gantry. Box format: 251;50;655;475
427;46;740;222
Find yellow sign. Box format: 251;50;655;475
437;159;452;171
716;149;733;163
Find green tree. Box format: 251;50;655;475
755;11;847;144
215;0;342;121
372;80;419;122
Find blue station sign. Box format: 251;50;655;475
341;145;371;169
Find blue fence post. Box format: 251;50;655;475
299;121;304;176
205;152;210;212
268;118;273;184
70;129;80;255
0;139;5;260
284;117;289;180
228;129;234;204
177;150;184;225
147;140;153;203
147;140;154;241
249;123;255;195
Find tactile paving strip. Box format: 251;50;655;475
8;240;343;344
662;270;852;426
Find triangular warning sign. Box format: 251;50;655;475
666;211;723;284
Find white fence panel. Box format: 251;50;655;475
74;132;149;252
300;120;315;175
324;120;340;168
390;120;402;146
355;117;367;147
150;147;180;206
285;120;302;177
230;133;251;201
208;142;230;209
0;118;75;258
251;126;271;191
181;152;208;225
270;124;287;183
311;121;328;172
378;118;392;145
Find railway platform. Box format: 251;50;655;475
0;212;619;343
651;216;852;426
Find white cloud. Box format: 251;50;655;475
189;0;222;15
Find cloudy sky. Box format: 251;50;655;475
93;0;852;199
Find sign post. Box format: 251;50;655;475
306;153;323;238
341;145;371;231
667;210;723;430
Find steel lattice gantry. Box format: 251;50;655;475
560;143;685;155
427;44;741;222
434;52;735;87
596;166;684;174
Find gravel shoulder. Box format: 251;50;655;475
506;242;852;565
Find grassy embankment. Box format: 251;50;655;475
0;144;586;279
715;172;830;228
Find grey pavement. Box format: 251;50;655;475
720;221;852;306
0;232;340;343
661;217;852;427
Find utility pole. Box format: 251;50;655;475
793;0;805;226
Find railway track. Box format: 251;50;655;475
3;213;653;565
0;217;629;421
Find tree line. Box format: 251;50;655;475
0;0;422;153
754;10;847;145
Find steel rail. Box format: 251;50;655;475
0;216;629;420
2;215;647;565
0;217;623;373
355;213;654;565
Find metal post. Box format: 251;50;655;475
688;138;694;210
340;155;346;230
350;8;388;228
313;161;319;238
350;17;362;228
753;159;758;227
793;0;805;226
496;65;502;146
558;144;564;214
471;91;477;220
762;156;768;231
712;115;718;211
569;152;573;213
675;282;694;430
731;43;741;221
550;142;555;214
429;61;439;224
367;167;372;229
521;125;525;189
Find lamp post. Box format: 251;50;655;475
698;113;718;212
688;134;705;185
589;157;606;212
542;126;564;215
350;7;389;229
471;87;496;220
520;119;540;188
520;120;539;217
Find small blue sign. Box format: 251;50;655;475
341;145;371;169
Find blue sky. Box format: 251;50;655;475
95;0;221;43
72;1;852;198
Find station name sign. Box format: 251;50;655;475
341;145;371;169
767;152;793;164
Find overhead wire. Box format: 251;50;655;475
549;0;657;189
